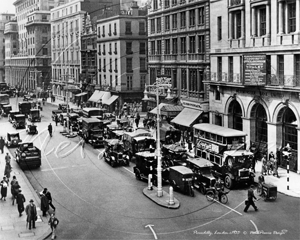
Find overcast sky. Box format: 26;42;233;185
1;0;15;14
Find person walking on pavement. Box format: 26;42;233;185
261;154;267;175
214;178;224;202
48;123;53;137
244;185;258;213
4;161;12;181
5;153;11;164
43;188;56;212
0;136;5;154
135;112;140;128
1;176;9;200
16;189;26;216
48;213;59;239
11;179;20;205
25;199;37;230
273;157;280;178
55;115;59;126
41;192;49;217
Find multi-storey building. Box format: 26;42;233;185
209;0;300;173
51;0;109;102
4;0;62;93
95;1;148;112
0;13;15;83
148;0;210;130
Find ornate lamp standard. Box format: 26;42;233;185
142;76;172;197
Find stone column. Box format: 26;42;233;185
229;12;233;39
257;9;261;37
223;113;229;128
296;127;300;173
242;117;251;149
252;8;257;37
296;0;300;33
266;4;271;37
278;1;284;34
267;122;278;154
241;10;245;39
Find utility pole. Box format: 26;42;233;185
61;72;74;134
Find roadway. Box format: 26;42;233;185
1;97;299;240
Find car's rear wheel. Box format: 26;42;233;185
224;176;233;189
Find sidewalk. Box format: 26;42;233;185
0;148;51;240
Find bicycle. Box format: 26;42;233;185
206;188;229;204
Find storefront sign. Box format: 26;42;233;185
244;54;266;86
181;100;202;110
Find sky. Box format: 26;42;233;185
1;0;15;14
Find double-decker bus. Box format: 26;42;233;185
193;123;254;189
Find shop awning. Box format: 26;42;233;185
75;92;87;97
160;105;184;117
88;90;102;102
150;103;168;115
103;95;119;105
171;108;203;127
101;91;111;103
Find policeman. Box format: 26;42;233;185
214;178;224;202
244;185;258;212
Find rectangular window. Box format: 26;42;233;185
140;42;146;54
102;26;105;37
217;16;222;40
141;75;146;89
165;15;170;31
189;36;196;53
217;57;222;81
288;3;296;33
115;58;118;72
228;56;233;82
114;23;117;34
110;59;112;71
140;58;146;72
157;40;162;54
180;37;186;53
181;69;187;89
198;35;205;53
43;48;48;55
126;58;133;72
157;17;161;32
173;69;177;88
109;24;111;35
151;41;155;54
126;22;132;34
126;42;132;54
278;55;284;84
198;7;205;25
153;0;158;10
165;39;171;54
114;43;117;53
172;38;178;54
139;21;145;34
151;19;155;33
103;59;106;71
295;54;300;86
172;14;177;29
236;12;242;38
260;8;266;36
180;12;186;28
127;76;133;90
189;9;195;26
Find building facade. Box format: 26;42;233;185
96;1;148;112
147;0;210;128
209;0;300;173
0;13;15;83
4;0;61;93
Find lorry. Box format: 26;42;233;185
15;142;41;169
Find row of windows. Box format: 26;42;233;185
150;7;205;33
98;21;146;37
150;35;205;54
52;4;79;20
52;20;79;35
98;42;146;55
98;58;147;72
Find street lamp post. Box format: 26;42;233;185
142;76;173;197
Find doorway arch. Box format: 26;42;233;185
228;100;243;131
250;103;268;145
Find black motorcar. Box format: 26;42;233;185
28;109;41;122
162;143;188;166
2;105;12;117
104;139;129;167
13;114;26;129
9;110;20;123
58;103;69;112
6;132;22;148
169;166;195;197
52;110;63;121
18;102;32;116
26;123;38;135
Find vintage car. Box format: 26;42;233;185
59;113;79;128
106;124;124;139
159;122;181;144
117;117;130;129
123;129;155;162
186;158;216;194
31;101;43;111
8;110;20;123
15;142;41;169
52;110;63;121
13;114;26;129
28;109;41;122
26;123;38;135
23;94;33;101
2;105;12;117
162;143;189;166
79;118;104;146
88;131;105;148
104;139;129;167
58;103;69;112
6;132;22;148
59;113;68;125
18;102;32;116
169;166;195;197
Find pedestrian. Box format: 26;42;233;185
261;154;267;175
0;136;5;154
4;162;12;180
55;115;59;126
5;153;11;164
48;213;59;240
25;199;37;230
268;151;275;175
11;179;20;205
188;139;193;152
48;123;53;137
272;157;279;178
135;112;140;128
41;192;49;217
0;176;9;201
43;188;56;212
244;185;258;212
250;155;256;173
16;189;26;216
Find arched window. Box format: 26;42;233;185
228;100;243;131
255;104;267;143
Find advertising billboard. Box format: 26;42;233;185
244;54;266;86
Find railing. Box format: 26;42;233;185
188;53;205;61
149;55;162;61
163;54;177;61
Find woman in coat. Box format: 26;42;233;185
41;193;49;216
4;162;12;180
0;176;9;200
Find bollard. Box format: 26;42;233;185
148;174;153;190
287;157;290;190
168;186;175;205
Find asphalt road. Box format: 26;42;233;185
2;97;299;240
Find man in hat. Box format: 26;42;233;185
48;123;53;137
16;189;26;216
40;191;49;217
25;199;37;229
244;185;258;213
43;188;56;212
